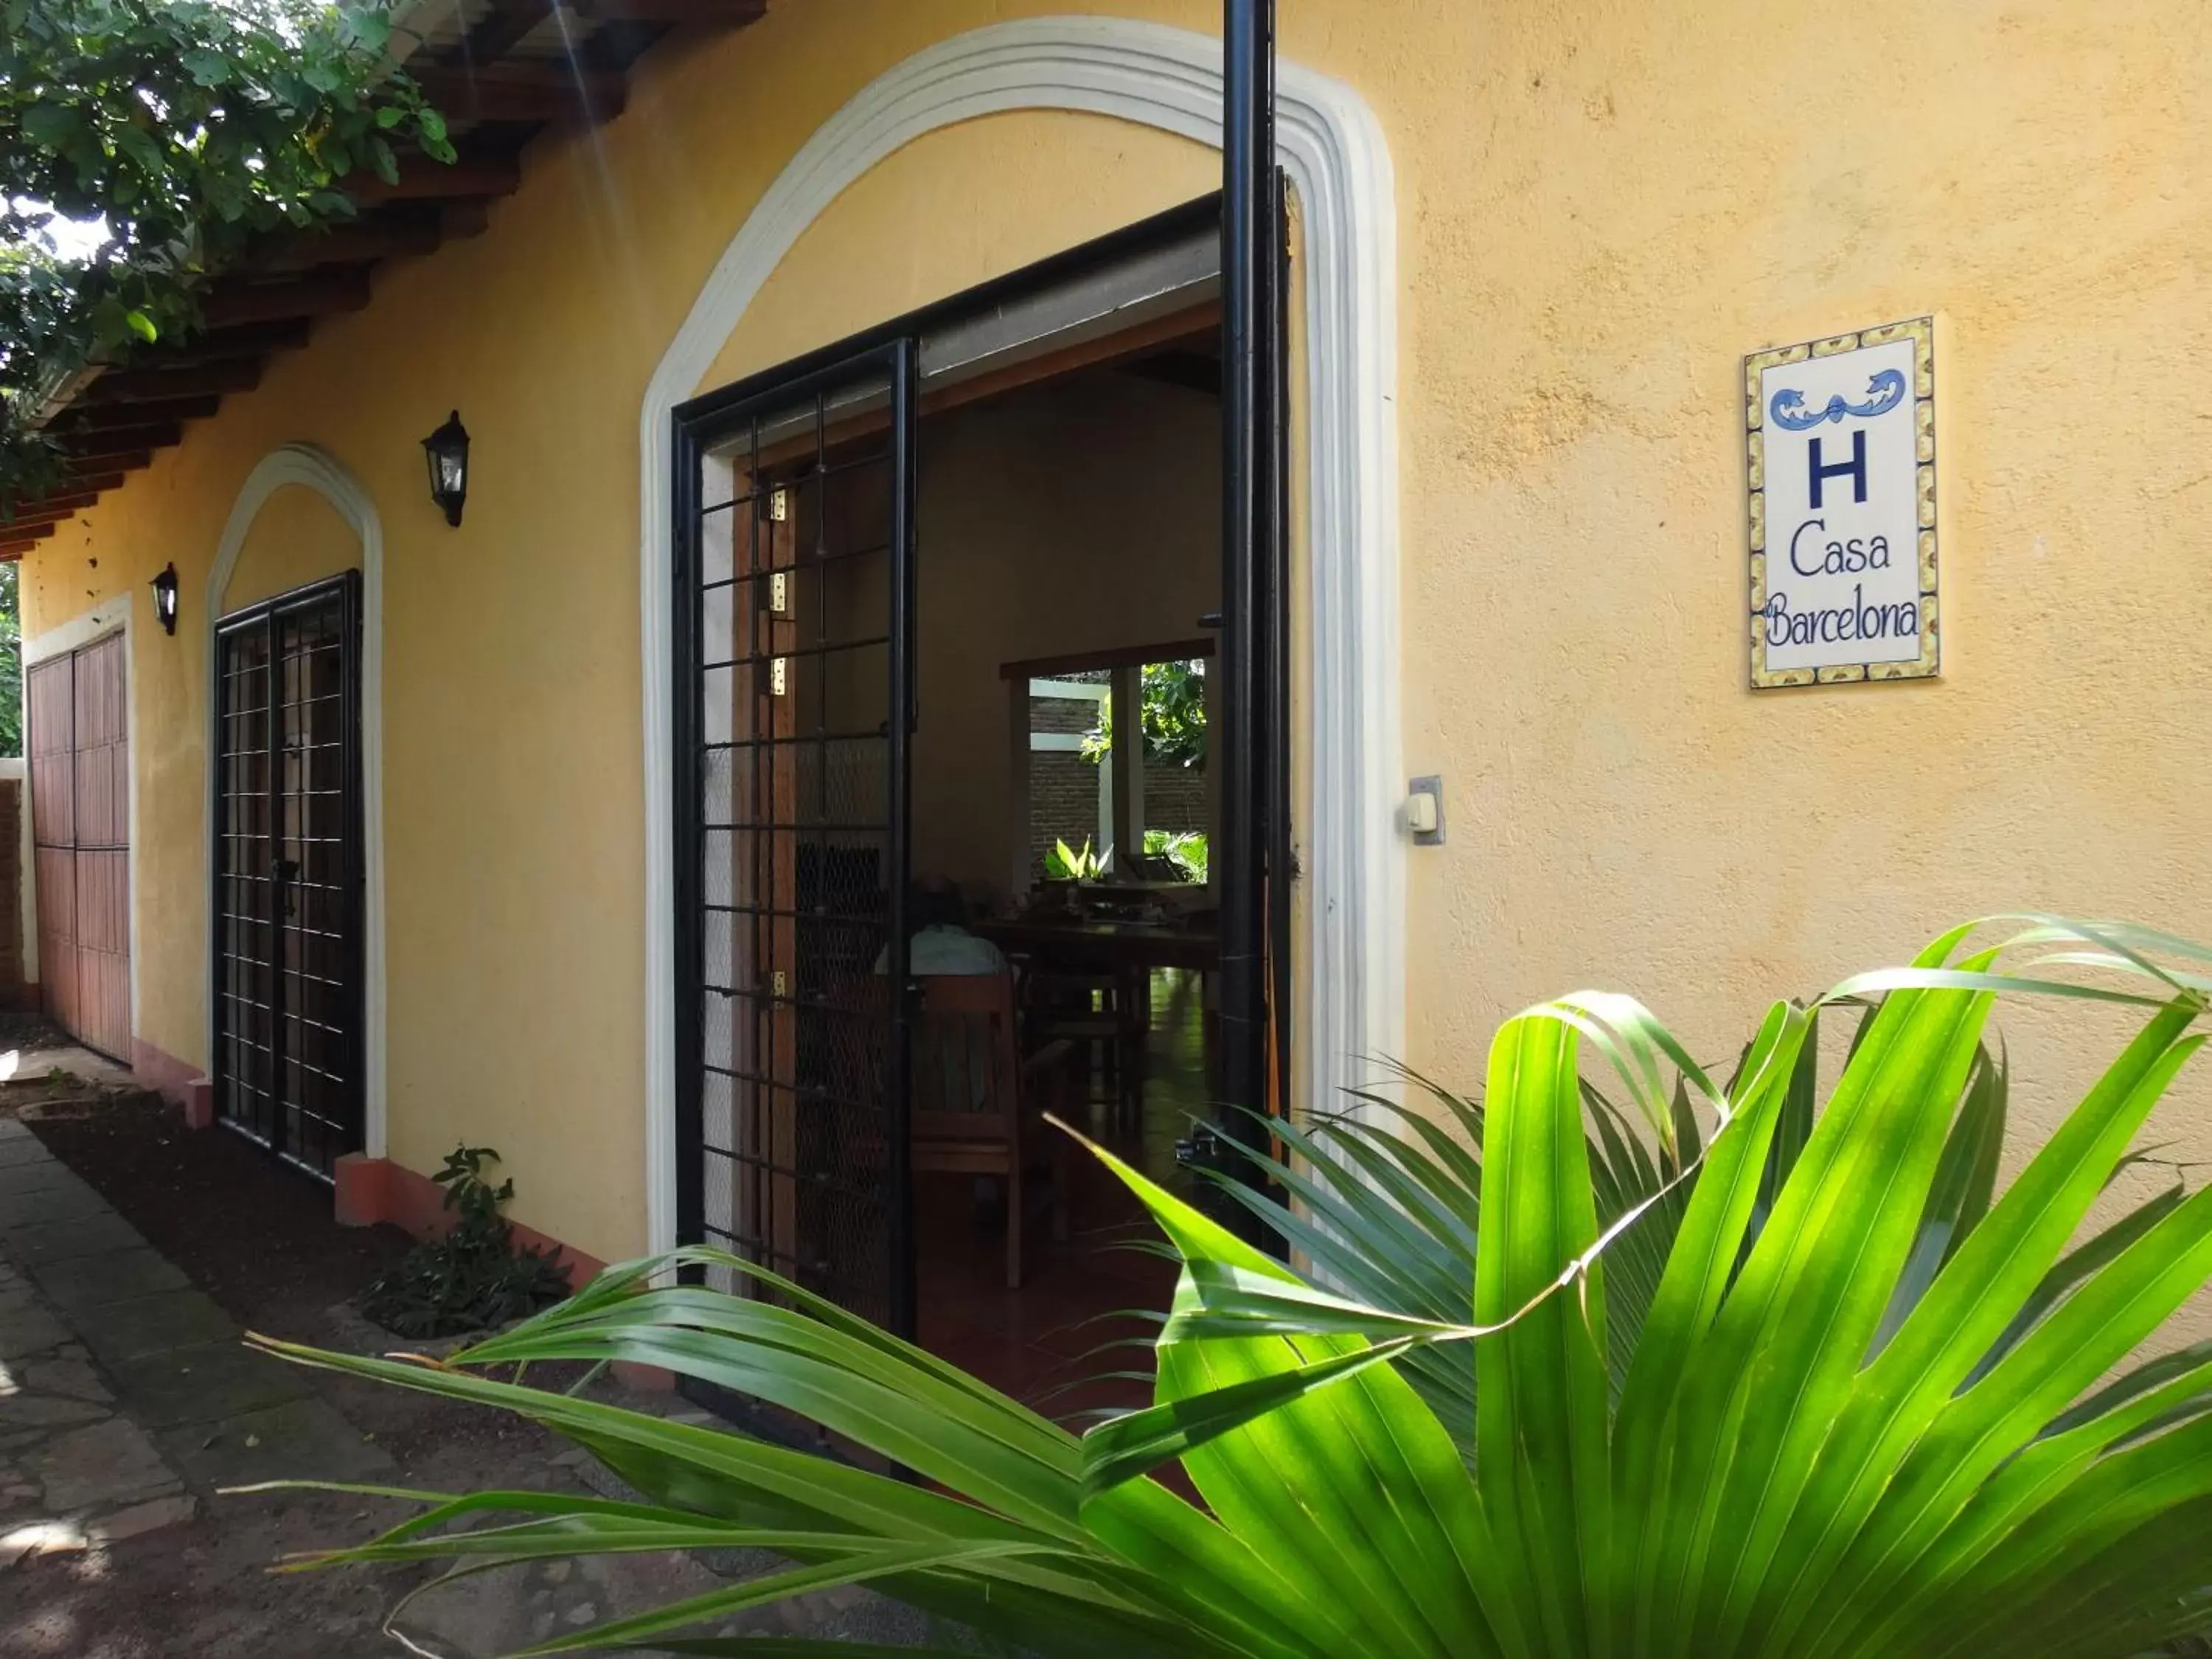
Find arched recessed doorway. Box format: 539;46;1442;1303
204;447;387;1181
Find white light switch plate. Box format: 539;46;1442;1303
1408;775;1445;846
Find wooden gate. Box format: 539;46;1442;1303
29;632;131;1060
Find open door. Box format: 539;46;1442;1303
675;341;921;1348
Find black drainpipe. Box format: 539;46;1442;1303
1217;0;1281;1189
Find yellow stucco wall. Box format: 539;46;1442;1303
220;484;361;615
21;0;2212;1270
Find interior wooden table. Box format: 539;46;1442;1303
972;917;1220;973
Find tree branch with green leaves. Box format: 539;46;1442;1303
1081;658;1207;771
0;0;452;512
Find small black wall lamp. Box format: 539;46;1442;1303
150;562;179;635
421;410;470;527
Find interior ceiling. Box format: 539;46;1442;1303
1115;340;1222;400
1;0;772;558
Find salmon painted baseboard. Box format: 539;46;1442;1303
331;1154;672;1391
130;1039;202;1105
332;1153;609;1287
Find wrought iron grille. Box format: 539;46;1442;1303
212;574;365;1181
678;342;918;1338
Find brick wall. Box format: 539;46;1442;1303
1029;692;1100;873
1031;751;1103;872
1144;757;1206;836
1025;693;1208;879
1029;694;1096;738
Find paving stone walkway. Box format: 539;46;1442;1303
0;1117;389;1571
0;1110;956;1652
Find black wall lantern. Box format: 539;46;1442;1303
150;562;179;636
420;409;470;527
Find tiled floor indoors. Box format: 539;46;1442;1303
913;970;1214;1418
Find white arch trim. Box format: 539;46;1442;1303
638;15;1403;1253
206;443;388;1158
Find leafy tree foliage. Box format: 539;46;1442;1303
1;0;451;511
1082;657;1208;769
0;564;21;758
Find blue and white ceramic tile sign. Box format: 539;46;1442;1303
1745;319;1939;688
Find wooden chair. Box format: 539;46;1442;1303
911;972;1073;1289
1020;967;1146;1133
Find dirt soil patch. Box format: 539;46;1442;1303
19;1093;411;1343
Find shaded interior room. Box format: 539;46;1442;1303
690;289;1233;1414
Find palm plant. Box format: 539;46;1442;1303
1045;836;1113;881
1215;1005;2012;1439
257;917;2212;1658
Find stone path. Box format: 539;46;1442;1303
0;1109;954;1653
0;1116;389;1572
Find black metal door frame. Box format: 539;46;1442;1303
209;571;366;1183
669;189;1295;1358
1220;0;1290;1172
673;341;921;1342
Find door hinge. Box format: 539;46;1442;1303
768;485;790;523
768;970;787;999
768;655;788;697
765;571;790;615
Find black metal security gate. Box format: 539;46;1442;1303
211;573;366;1181
675;343;919;1339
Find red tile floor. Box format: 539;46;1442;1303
912;970;1210;1420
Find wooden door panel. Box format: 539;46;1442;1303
73;635;128;850
28;636;131;1057
34;846;76;1037
27;657;74;853
76;849;130;1059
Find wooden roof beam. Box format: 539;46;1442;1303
0;507;74;534
2;486;110;523
262;208;447;271
82;359;265;403
155;319;313;369
413;64;627;123
56;394;223;433
62;447;159;475
457;0;561;66
439;201;493;243
18;473;125;507
0;526;58;555
201;269;372;329
566;0;765;23
61;422;181;459
349;150;524;206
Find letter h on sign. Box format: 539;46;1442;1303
1808;429;1868;509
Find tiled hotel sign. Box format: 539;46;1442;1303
1746;319;1938;686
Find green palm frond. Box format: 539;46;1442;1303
1208;999;2013;1428
254;915;2212;1658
